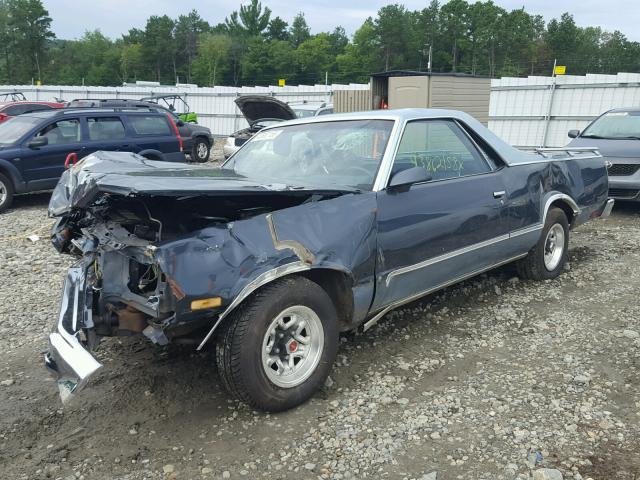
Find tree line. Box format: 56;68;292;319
1;0;639;87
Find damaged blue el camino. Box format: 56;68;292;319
45;109;613;411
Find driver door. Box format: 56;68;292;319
21;117;84;189
372;119;509;311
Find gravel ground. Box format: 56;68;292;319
0;189;639;480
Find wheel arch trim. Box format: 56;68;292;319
542;193;580;225
196;262;354;350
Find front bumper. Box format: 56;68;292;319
608;174;640;201
44;261;102;403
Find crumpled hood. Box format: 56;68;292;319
48;151;305;216
234;95;296;124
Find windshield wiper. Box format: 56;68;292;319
581;134;640;140
580;134;607;139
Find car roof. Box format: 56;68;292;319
289;102;332;111
263;108;470;126
606;107;640;114
257;108;541;168
16;107;165;121
0;101;62;107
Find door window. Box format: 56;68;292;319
87;117;126;140
392;119;491;182
35;119;81;145
128;115;171;135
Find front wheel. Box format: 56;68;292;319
216;276;339;412
191;138;210;163
517;207;570;280
0;173;14;213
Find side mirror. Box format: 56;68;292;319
388;166;432;191
28;136;48;148
568;129;580;138
176;119;185;127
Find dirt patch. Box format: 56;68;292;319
0;200;639;480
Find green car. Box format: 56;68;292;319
140;94;198;123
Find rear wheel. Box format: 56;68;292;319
517;207;569;280
191;138;210;162
216;276;339;412
0;173;14;213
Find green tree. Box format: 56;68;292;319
225;0;271;37
0;1;12;82
192;33;232;86
142;15;176;82
120;43;143;83
289;13;310;48
296;33;334;84
545;13;580;67
328;26;348;55
174;10;210;82
241;37;295;85
7;0;54;82
374;5;413;71
336;18;379;83
266;16;289;41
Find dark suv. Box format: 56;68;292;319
67;99;214;162
0;107;185;212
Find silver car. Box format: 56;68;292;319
568;108;640;202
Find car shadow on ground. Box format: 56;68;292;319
10;191;52;210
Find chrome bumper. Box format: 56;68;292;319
44;261;102;403
601;198;615;218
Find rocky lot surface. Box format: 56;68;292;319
0;189;639;480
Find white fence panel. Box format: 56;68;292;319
489;72;640;148
0;83;369;136
4;75;640;148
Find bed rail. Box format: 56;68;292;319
534;147;602;159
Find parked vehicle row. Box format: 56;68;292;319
44;109;612;411
568;107;640;202
67;99;213;162
0;100;65;124
223;96;333;158
0;107;185;212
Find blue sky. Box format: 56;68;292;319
44;0;640;41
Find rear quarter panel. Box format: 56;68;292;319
503;156;609;230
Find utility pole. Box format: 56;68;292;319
419;44;432;72
541;59;558;148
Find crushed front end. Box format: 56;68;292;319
45;212;180;403
43;152;335;403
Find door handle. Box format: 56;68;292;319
493;191;506;198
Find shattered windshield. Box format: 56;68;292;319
228;119;394;190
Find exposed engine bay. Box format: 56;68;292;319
49;153;346;345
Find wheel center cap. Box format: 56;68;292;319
286;339;299;353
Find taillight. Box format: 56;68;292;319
166;114;183;152
0;113;9;123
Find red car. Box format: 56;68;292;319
0;101;65;123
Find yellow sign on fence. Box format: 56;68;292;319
278;79;286;87
554;65;566;75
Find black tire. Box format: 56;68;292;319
517;207;569;280
191;138;210;163
216;276;339;412
0;173;14;213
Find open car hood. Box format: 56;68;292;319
234;96;296;124
48;151;350;216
